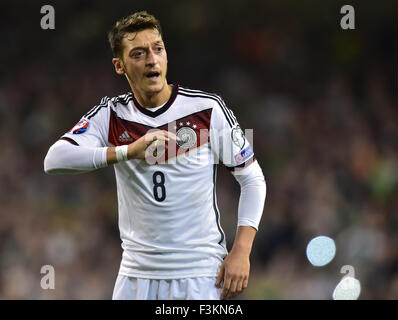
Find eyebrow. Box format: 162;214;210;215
128;41;165;54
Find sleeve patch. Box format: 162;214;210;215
70;119;90;134
235;145;254;164
231;125;246;150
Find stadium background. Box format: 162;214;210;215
0;0;397;299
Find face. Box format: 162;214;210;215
113;29;168;96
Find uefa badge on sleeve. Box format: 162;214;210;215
70;119;90;134
231;125;246;150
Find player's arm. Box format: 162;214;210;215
44;130;177;174
216;161;266;299
209;96;266;298
106;130;177;163
215;225;256;299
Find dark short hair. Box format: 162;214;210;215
108;11;163;58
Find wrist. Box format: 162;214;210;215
115;145;128;162
127;143;137;159
231;242;252;256
231;226;256;256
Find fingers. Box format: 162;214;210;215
147;130;179;143
165;130;179;142
235;279;243;294
133;130;181;161
221;277;231;299
147;131;169;144
242;278;248;291
215;264;225;288
230;278;245;298
220;274;249;299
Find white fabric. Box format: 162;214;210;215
44;86;266;280
209;105;253;168
44;140;108;174
232;161;266;230
115;145;128;162
144;101;166;112
112;275;221;300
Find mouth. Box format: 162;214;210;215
145;71;160;81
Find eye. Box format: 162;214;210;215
155;46;163;53
131;50;144;58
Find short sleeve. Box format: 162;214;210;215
60;97;111;148
209;97;255;169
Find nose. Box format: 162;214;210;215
146;48;156;66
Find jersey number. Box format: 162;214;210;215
153;171;166;202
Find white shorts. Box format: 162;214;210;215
112;275;222;300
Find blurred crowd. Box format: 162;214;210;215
0;0;397;299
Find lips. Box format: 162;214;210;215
145;71;160;80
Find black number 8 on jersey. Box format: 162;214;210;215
153;171;166;202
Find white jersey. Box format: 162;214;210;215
60;85;256;279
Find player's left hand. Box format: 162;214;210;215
215;248;250;299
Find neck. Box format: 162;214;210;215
131;82;172;108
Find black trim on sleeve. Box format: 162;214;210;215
59;137;79;146
226;157;257;171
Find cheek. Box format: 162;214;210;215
125;63;142;78
161;53;168;69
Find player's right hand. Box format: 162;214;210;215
128;130;179;160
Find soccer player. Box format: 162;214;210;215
44;11;266;300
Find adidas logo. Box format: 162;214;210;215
118;130;134;143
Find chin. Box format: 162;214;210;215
143;82;164;94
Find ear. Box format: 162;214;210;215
112;58;125;75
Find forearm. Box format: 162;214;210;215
232;160;266;230
44;140;108;174
44;130;172;174
106;143;140;165
216;225;257;298
228;160;266;256
231;225;257;256
44;142;135;174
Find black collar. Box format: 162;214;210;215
131;84;179;118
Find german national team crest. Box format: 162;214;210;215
176;126;197;150
70;119;89;134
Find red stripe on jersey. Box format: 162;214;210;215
108;108;213;161
108;109;151;145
